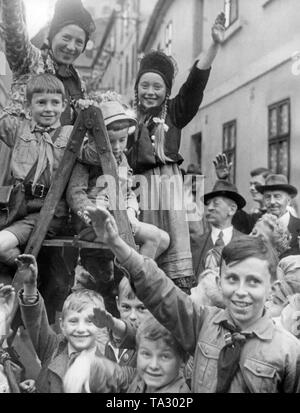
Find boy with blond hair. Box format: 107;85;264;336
16;254;107;393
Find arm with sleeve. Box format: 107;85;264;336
120;249;205;355
2;0;41;75
19;292;60;366
169;63;211;129
66;161;96;215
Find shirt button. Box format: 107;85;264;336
151;135;155;142
256;367;261;373
123;353;129;361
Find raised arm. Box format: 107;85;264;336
2;0;41;74
196;12;225;70
93;307;127;340
85;207;205;355
16;254;59;365
169;12;225;129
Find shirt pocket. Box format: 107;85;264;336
13;135;38;167
243;358;277;393
53;135;68;169
195;341;220;392
53;135;68;150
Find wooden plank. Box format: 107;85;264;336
42;237;108;250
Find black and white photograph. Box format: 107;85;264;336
0;0;299;395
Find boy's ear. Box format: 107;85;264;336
59;317;65;336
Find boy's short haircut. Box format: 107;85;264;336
62;289;104;320
222;235;278;281
117;276;136;300
136;316;188;363
107;119;131;132
26;73;66;103
250;167;271;179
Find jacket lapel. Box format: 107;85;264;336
47;345;69;380
195;231;213;276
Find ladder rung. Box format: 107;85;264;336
42;237;109;250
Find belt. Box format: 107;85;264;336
24;182;49;198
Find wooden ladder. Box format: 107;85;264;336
12;106;136;296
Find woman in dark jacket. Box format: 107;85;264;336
128;13;225;293
2;0;95;125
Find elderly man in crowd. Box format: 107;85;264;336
257;174;300;257
192;180;245;278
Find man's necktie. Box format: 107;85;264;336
215;231;225;247
216;321;252;393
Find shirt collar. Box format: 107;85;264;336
213;308;275;340
277;211;290;228
30;119;61;133
67;343;97;358
211;225;233;245
107;341;127;363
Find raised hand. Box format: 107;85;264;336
19;379;36;393
84;206;119;245
15;254;38;286
213;153;232;180
211;12;226;44
93;307;115;330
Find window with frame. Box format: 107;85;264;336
268;99;290;178
223;120;236;183
165;21;173;56
224;0;238;28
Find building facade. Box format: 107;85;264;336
137;0;300;211
87;0;157;101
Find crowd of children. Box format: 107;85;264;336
0;0;299;394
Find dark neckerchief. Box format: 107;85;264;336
216;320;254;393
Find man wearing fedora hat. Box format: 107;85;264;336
257;174;300;256
192;180;245;278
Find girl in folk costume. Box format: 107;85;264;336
129;13;226;293
2;0;95;125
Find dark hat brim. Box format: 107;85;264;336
256;184;298;197
203;190;246;210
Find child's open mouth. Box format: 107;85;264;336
231;300;251;308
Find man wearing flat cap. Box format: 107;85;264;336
257;174;300;256
192;180;245;278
